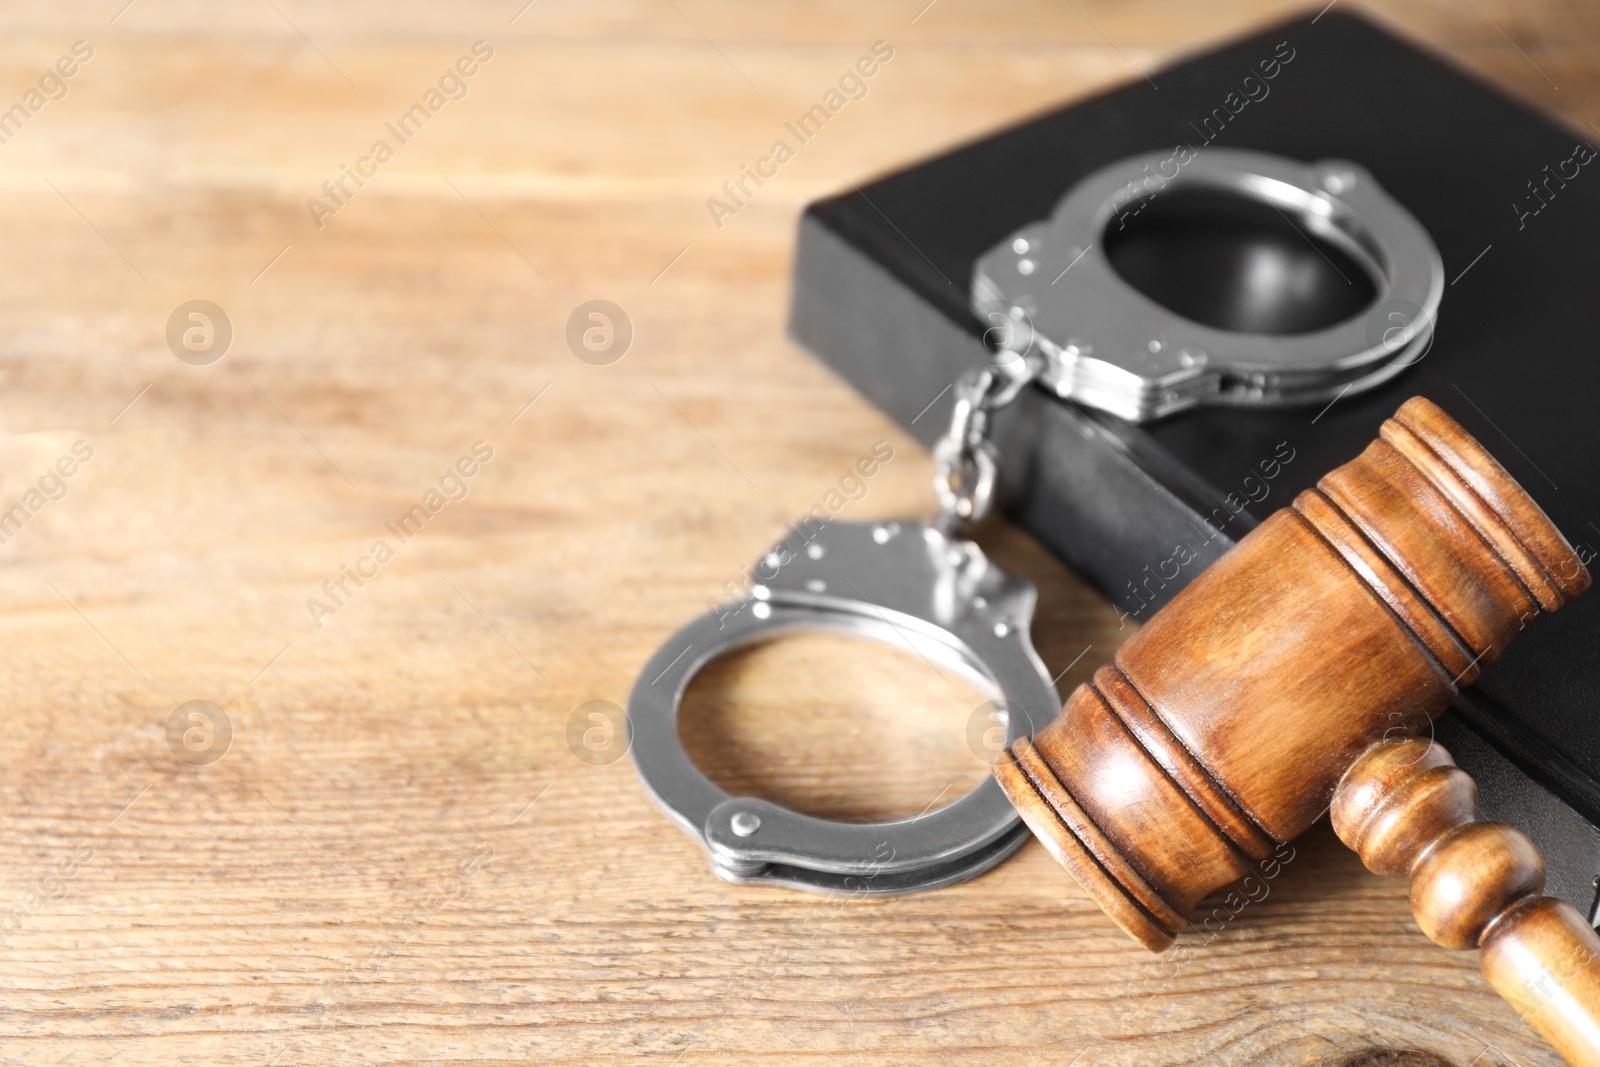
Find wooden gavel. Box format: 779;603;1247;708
992;397;1600;1065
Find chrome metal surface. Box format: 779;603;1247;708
628;519;1060;895
973;149;1444;422
930;365;1036;530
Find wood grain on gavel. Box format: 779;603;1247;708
992;396;1599;1063
1335;738;1600;1066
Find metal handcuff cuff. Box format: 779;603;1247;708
628;359;1056;894
628;148;1443;894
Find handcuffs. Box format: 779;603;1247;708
629;149;1444;894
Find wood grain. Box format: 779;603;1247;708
1334;739;1600;1067
0;2;1596;1065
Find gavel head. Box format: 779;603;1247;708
993;396;1591;951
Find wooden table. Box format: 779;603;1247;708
0;2;1594;1064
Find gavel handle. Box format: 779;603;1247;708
1333;738;1600;1067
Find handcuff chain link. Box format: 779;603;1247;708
931;353;1040;530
